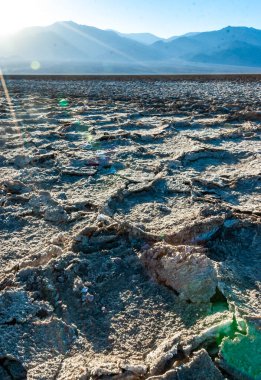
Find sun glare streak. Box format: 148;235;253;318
59;22;157;73
0;68;25;148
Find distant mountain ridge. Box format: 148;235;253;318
109;30;162;45
0;22;260;74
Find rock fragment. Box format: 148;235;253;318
44;205;69;223
120;363;148;376
19;245;63;269
55;354;89;380
176;349;224;380
28;192;69;223
141;243;217;302
61;167;97;176
1;180;31;194
13;155;31;168
147;349;224;380
90;362;120;377
146;334;181;375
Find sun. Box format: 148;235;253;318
0;0;47;36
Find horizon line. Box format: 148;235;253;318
0;20;260;40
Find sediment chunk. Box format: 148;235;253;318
28;192;69;223
1;180;31;194
147;349;224;380
44;205;69;223
176;349;224;380
146;334;181;375
140;243;217;302
13;155;31;168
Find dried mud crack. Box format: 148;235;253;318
0;78;260;379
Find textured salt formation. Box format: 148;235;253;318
0;77;260;379
140;243;217;302
146;349;224;380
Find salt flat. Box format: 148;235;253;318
0;77;260;379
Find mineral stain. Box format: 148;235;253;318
59;98;69;107
220;320;261;380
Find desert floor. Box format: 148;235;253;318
0;77;260;379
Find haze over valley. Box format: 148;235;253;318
1;22;261;73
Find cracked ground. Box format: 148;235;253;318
0;77;260;380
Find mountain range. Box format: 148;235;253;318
0;21;261;74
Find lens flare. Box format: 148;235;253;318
31;61;41;70
0;68;24;148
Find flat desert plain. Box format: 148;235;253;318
0;77;260;380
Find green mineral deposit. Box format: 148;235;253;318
59;99;69;107
211;301;229;314
220;320;261;379
210;288;229;315
215;316;239;346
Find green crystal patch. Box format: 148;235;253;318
59;99;69;107
220;319;261;379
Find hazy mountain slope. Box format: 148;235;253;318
153;36;204;58
0;21;162;64
113;31;161;45
0;26;84;61
166;32;200;42
192;41;261;66
0;23;260;73
190;26;261;49
153;26;261;67
113;31;199;44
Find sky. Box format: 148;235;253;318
0;0;261;37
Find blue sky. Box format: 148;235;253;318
1;0;261;37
